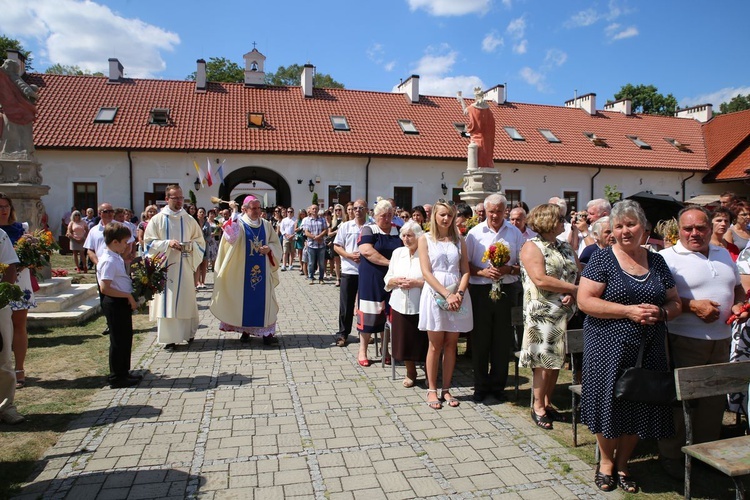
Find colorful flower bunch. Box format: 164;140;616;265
131;253;171;313
481;241;511;301
464;215;480;232
0;264;24;309
656;218;679;247
15;229;60;279
52;268;69;277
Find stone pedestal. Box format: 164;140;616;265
458;142;503;206
0;158;50;231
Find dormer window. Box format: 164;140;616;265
149;108;170;126
538;129;561;143
627;135;651;149
94;107;117;123
330;115;350;131
665;137;691;152
504;127;524;141
398;119;418;135
247;112;265;128
453;123;470;138
584;132;607;147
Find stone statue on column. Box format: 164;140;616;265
457;87;502;206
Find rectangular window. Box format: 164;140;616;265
247;112;265;128
538;129;561;143
627;135;651;149
398;119;418;134
584;132;607;147
330;115;350;131
94;107;117;123
505;189;522;207
664;137;691;152
328;184;351;206
73;182;97;213
149;108;170;125
453;123;469;137
504;126;525;141
563;191;579;213
393;186;413;211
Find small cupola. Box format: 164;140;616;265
243;47;266;87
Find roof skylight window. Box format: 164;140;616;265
94;107;117;123
627;135;651;149
149;108;170;126
664;137;691;152
504;126;525;141
584;132;607;147
453;123;469;138
330;115;350;131
539;129;561;143
247;112;265;128
398;119;419;134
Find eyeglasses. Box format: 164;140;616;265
287;210;294;213
168;196;184;201
100;209;114;214
335;208;342;211
352;206;366;211
437;199;455;207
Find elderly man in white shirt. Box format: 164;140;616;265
279;207;297;271
465;193;525;402
333;199;368;346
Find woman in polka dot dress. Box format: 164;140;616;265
577;200;681;494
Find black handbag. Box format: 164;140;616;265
613;252;676;406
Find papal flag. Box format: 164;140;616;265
193;160;205;185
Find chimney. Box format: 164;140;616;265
398;75;420;104
5;50;25;75
484;84;506;105
301;64;314;98
195;59;207;92
108;58;123;83
603;98;632;116
564;92;597;115
675;104;713;123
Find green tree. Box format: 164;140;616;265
265;64;344;88
45;63;103;76
613;83;677;116
186;57;243;83
717;94;750;115
0;35;33;71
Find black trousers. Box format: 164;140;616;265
337;273;359;339
469;281;520;392
102;295;133;381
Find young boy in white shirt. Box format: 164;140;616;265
97;223;139;389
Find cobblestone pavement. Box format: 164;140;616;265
16;266;613;499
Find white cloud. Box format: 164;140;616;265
542;49;567;69
367;42;397;72
565;8;599;28
682;86;750;109
0;0;179;77
407;0;490;16
519;66;545;90
393;45;484;97
384;61;396;72
513;40;527;54
506;16;526;39
501;0;512;8
608;25;639;41
482;32;504;53
518;48;567;92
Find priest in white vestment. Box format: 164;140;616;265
210;196;282;345
143;185;205;347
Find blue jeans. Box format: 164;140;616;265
307;247;326;281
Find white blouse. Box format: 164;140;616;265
383;246;424;315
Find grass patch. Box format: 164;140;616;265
0;252;154;499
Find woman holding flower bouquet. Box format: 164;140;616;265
0;193;37;389
519;204;579;430
418;199;473;409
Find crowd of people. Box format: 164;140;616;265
3;188;750;495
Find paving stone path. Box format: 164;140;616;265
16;266;612;499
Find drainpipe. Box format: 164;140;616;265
681;172;696;202
364;156;372;204
127;150;134;211
590;167;602;200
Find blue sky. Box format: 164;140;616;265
2;0;749;109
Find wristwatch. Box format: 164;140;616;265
457;290;465;297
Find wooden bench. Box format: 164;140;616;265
675;360;750;500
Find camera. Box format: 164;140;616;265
576;212;589;223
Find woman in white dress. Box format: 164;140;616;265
418;200;473;409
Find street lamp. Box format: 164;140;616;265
308;180;315;192
194;177;201;191
441;182;448;195
335;184;342;195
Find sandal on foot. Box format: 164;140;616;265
15;370;25;389
595;465;617;492
441;389;460;407
531;410;553;430
426;389;442;410
617;473;638;493
545;406;567;422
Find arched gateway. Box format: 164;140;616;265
218;166;291;208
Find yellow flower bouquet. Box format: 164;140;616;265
481;241;510;301
131;253;171;313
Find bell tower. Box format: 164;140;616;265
243;45;266;86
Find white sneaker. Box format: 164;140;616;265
0;404;25;424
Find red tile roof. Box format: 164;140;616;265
28;73;713;173
702;108;750;181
